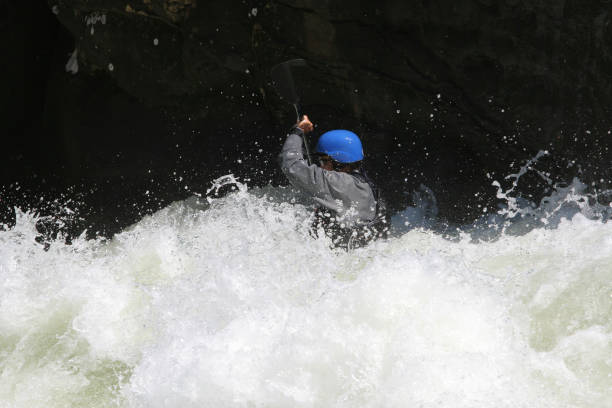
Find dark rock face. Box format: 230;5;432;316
4;0;612;235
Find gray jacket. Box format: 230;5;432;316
279;127;377;227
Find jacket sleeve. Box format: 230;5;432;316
278;127;376;224
279;126;333;198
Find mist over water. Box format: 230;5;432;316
1;174;611;407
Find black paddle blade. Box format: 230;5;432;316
270;59;307;104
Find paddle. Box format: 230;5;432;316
271;59;312;164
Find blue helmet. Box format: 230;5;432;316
315;129;364;163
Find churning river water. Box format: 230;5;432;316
1;174;611;407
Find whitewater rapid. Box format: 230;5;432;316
0;178;611;407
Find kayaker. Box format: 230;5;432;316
279;114;388;248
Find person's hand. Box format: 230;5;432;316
297;115;314;134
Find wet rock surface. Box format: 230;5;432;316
3;0;612;237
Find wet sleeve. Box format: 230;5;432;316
278;126;335;200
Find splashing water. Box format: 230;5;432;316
1;175;611;407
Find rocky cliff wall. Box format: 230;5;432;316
3;0;612;235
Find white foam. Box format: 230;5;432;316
1;182;610;407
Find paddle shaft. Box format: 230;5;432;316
271;59;312;165
293;103;312;165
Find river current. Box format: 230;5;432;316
1;173;611;407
